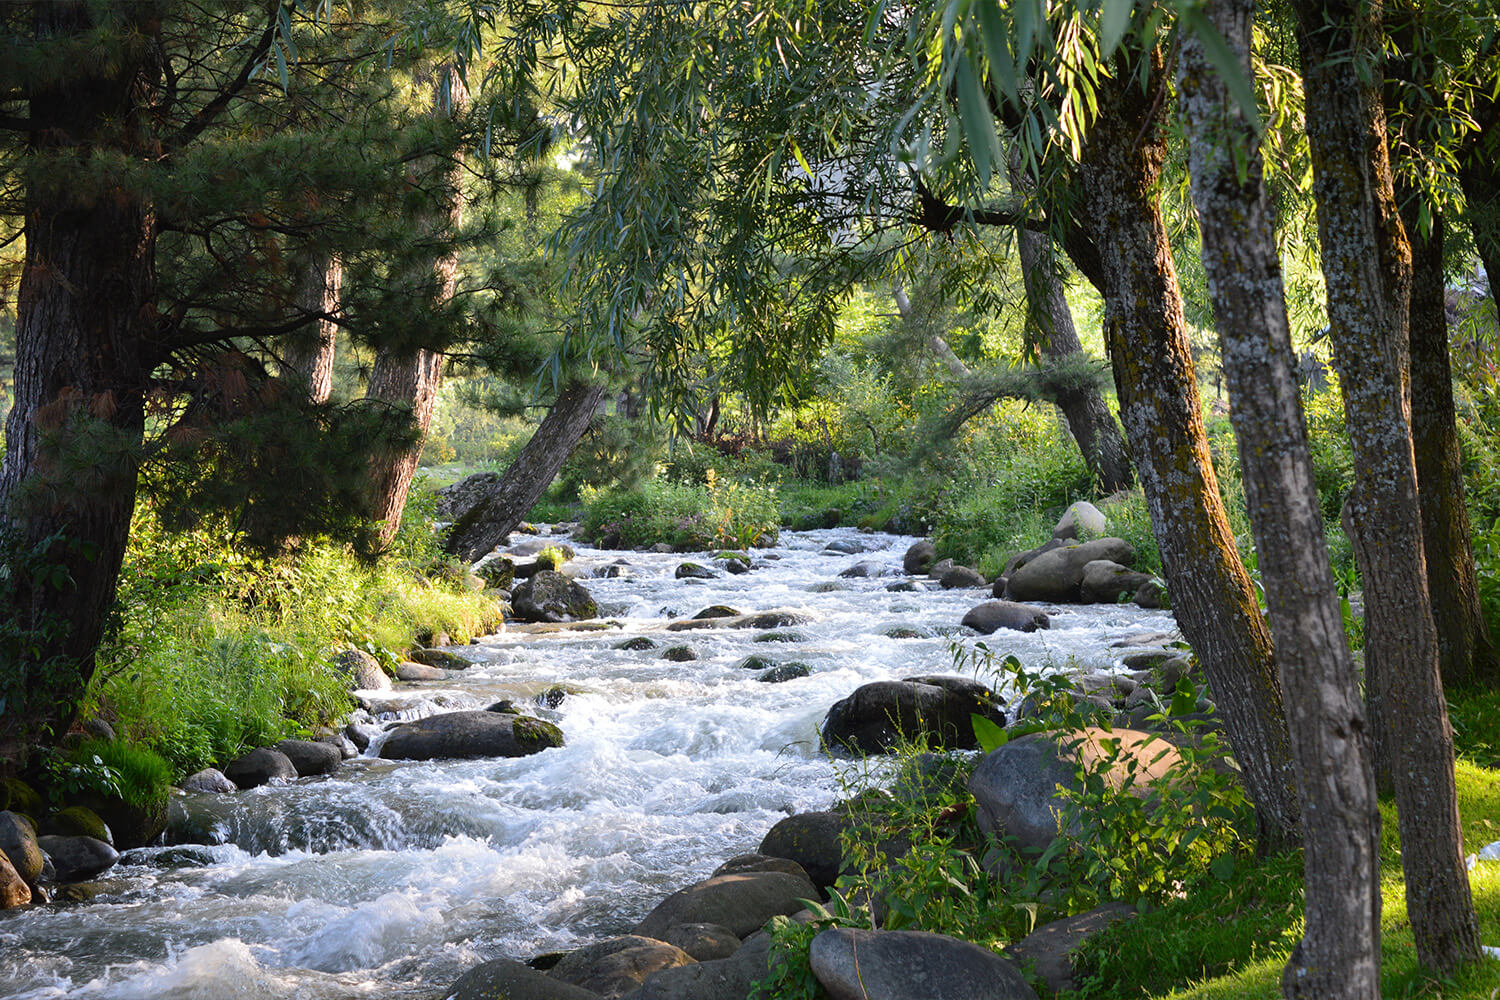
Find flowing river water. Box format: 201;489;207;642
0;527;1176;1000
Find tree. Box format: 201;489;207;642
1177;1;1380;992
1292;0;1480;972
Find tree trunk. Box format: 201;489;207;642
1294;0;1480;973
447;379;608;562
893;284;971;378
1007;160;1133;494
282;252;340;404
0;2;158;760
1072;45;1301;851
366;66;467;548
1408;207;1498;689
1178;5;1380;995
1458;95;1500;309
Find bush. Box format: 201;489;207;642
581;475;780;550
68;739;173;812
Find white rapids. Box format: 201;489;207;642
0;527;1176;999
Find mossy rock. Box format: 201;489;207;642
662;645;699;662
758;662;811;684
692;605;740;620
511;716;566;751
883;626;932;639
755;631;806;644
615;637;659;651
1;778;42;819
737;655;776;671
77;794;167;850
45;806;112;846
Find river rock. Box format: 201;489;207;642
692;605;739;620
1002;538;1065;577
824;538;872;554
757;810;851;888
553;938;696;999
1;778;42;818
1005;538;1136;603
662;645;698;662
617;637;659;651
810;928;1037;1000
409;647;473;669
820;676;1005;755
676;562;716;580
622;928;772;1000
1053;501;1108;541
273;739;342;777
939;565;987;589
475;555;516;590
0;849;29;909
1007;902;1137;994
512;570;598;623
712;853;813;882
962;601;1050;634
667;610;811;633
903;540;936;574
661;923;740;961
633;871;818;939
1079;560;1154;604
838;560;883;579
434;471;500;521
333;648;389;691
37;835;118;882
0;811;44;885
968;728;1181;853
927;558;954;580
44;806;112;845
510;538;576;559
180;768;237;794
1134;578;1169;608
379;710;564;761
396;661;447;681
757;662;810;683
223;747;298;789
446;958;600;1000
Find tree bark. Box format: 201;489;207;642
1407;207;1498;689
447;379;608;562
0;2;159;759
1072;45;1301;851
1178;5;1380;995
1294;0;1480;973
282;252;340;404
1007;159;1133;494
366;66;467;548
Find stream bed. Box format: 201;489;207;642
0;527;1175;1000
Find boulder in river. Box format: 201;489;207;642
37;835;118;883
633;870;818;939
903;540;936;574
820;676;1005;755
810;928;1037;1000
409;647;473;670
512;570;598;623
616;636;659;651
1134;577;1169;609
968;727;1180;853
44;807;112;845
0;810;44;885
0;849;30;909
379;710;563;761
1079;560;1154;604
222;747;298;789
551;937;696;998
757;662;810;684
1005;538;1136;603
712;853;812;883
332;648;389;692
757;810;855;888
180;768;237;794
692;605;739;620
676;562;717;580
273;739;342;777
838;560;883;579
623;931;772;1000
395;661;447;681
662;645;699;662
961;601;1050;635
447;958;600;1000
1052;500;1108;542
662;923;741;962
939;565;987;589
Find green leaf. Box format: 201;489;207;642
1211;854;1237;881
971;712;1009;752
1099;0;1135;56
1169;678;1199;717
953;54;997;182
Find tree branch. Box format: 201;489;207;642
165;2;279;153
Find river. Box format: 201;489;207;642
0;527;1176;1000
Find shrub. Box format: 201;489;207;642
581;475;779;550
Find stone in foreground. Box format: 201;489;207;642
445;958;599;1000
962;601;1050;634
511;570;598;623
810;928;1037;1000
1007;903;1137;994
379;710;564;761
633;871;817;940
821;676;1005;755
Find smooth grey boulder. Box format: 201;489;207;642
757;811;852;888
633;871;817;940
757;662;811;684
378;710;563;761
1079;560;1154;604
273;739;341;777
666;609;811;632
968;728;1180;853
820;675;1004;755
180;767;237;794
37;835;118;882
712;853;812;883
824;538;871;555
409;647;473;669
445;958;599;1000
1134;578;1169;609
810;928;1037;1000
692;605;740;620
0;849;29;909
1007;902;1137;994
1053;500;1108;541
333;648;389;691
0;810;44;885
661;923;741;962
512;570;598;623
395;661;447;681
1005;538;1136;603
962;601;1050;635
624;930;772;1000
553;939;696;999
939;565;987;589
903;540;936;574
927;558;955;580
222;748;297;789
675;562;717;580
838;560;883;579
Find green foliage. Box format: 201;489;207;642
751;914;828;1000
580;476;780;551
535;546;569;571
67;740;172;812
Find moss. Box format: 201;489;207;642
511;716;564;751
46;806;112;844
755;631;806;643
1;778;42;818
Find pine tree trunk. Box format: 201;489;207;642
1074;46;1300;851
1294;0;1480;972
447;380;608;562
0;2;158;760
1178;6;1380;995
283;253;340;404
366;66;467;548
1408;208;1498;689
